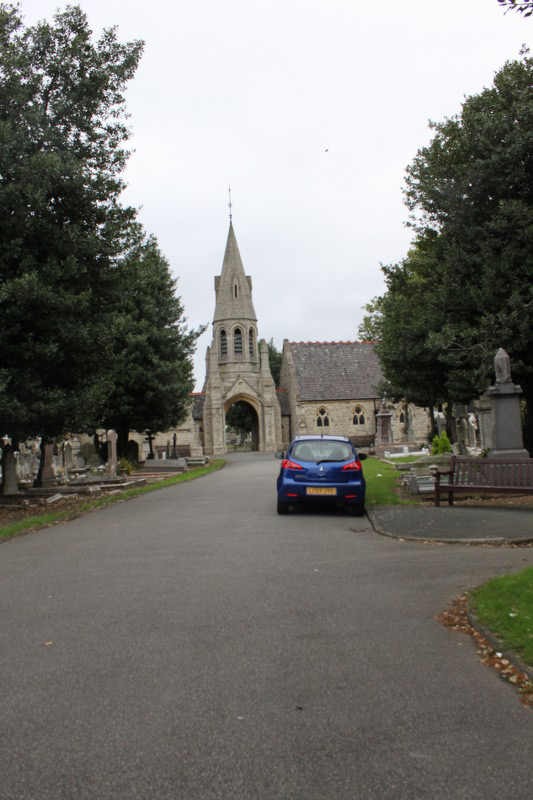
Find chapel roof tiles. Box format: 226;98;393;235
287;341;384;402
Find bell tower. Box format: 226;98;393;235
202;221;282;455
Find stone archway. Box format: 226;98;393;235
224;395;261;452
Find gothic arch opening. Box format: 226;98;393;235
224;397;260;451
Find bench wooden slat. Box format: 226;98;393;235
434;455;533;506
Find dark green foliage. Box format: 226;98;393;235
432;433;451;456
225;401;254;437
0;4;143;441
267;338;282;387
363;51;533;450
101;234;205;454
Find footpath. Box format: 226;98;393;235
367;504;533;545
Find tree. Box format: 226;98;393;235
373;50;533;449
267;338;282;387
100;233;204;456
225;402;254;443
0;4;143;486
359;236;451;436
497;0;533;17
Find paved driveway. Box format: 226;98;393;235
1;452;532;799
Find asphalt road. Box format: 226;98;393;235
1;452;533;800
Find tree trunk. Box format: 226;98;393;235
429;403;438;439
146;431;154;459
117;426;129;460
1;442;19;494
34;437;47;487
445;401;455;443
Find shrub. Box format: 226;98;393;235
432;432;451;455
119;457;134;475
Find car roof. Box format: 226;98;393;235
291;435;351;443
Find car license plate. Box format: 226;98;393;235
306;487;337;496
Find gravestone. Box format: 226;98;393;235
40;443;56;487
105;430;118;477
488;349;528;458
126;440;139;464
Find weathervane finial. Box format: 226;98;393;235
228;185;233;222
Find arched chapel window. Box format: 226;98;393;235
234;283;238;299
249;328;254;357
220;329;227;356
234;327;243;355
399;409;405;424
316;407;330;428
353;405;365;425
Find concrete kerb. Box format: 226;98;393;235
467;607;533;684
365;507;533;547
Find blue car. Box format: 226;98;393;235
275;435;367;516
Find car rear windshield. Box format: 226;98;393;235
291;441;353;463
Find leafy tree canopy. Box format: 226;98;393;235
101;232;205;454
267;338;282;387
0;4;144;442
364;50;533;448
225;402;254;436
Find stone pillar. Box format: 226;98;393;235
375;399;393;445
487;349;528;458
105;430;118;476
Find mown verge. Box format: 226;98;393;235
363;456;419;507
0;460;225;542
470;566;533;669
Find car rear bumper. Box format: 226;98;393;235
277;478;365;504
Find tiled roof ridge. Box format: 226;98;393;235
289;340;377;345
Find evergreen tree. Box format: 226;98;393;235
367;50;533;449
267;338;282;387
101;233;205;455
0;4;143;483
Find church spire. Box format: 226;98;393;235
213;221;257;323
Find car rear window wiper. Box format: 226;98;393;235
316;459;342;464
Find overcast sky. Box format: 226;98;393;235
19;0;531;389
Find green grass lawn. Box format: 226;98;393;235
470;567;533;667
0;460;225;541
362;456;419;507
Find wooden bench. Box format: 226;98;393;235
431;456;533;507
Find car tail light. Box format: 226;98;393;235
282;459;303;470
342;461;361;471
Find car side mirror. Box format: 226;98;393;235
274;450;285;460
358;452;368;461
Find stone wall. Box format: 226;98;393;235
293;399;430;444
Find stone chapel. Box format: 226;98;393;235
132;221;431;458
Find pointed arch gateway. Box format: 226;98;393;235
224;394;261;451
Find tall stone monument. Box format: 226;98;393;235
487;348;529;458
